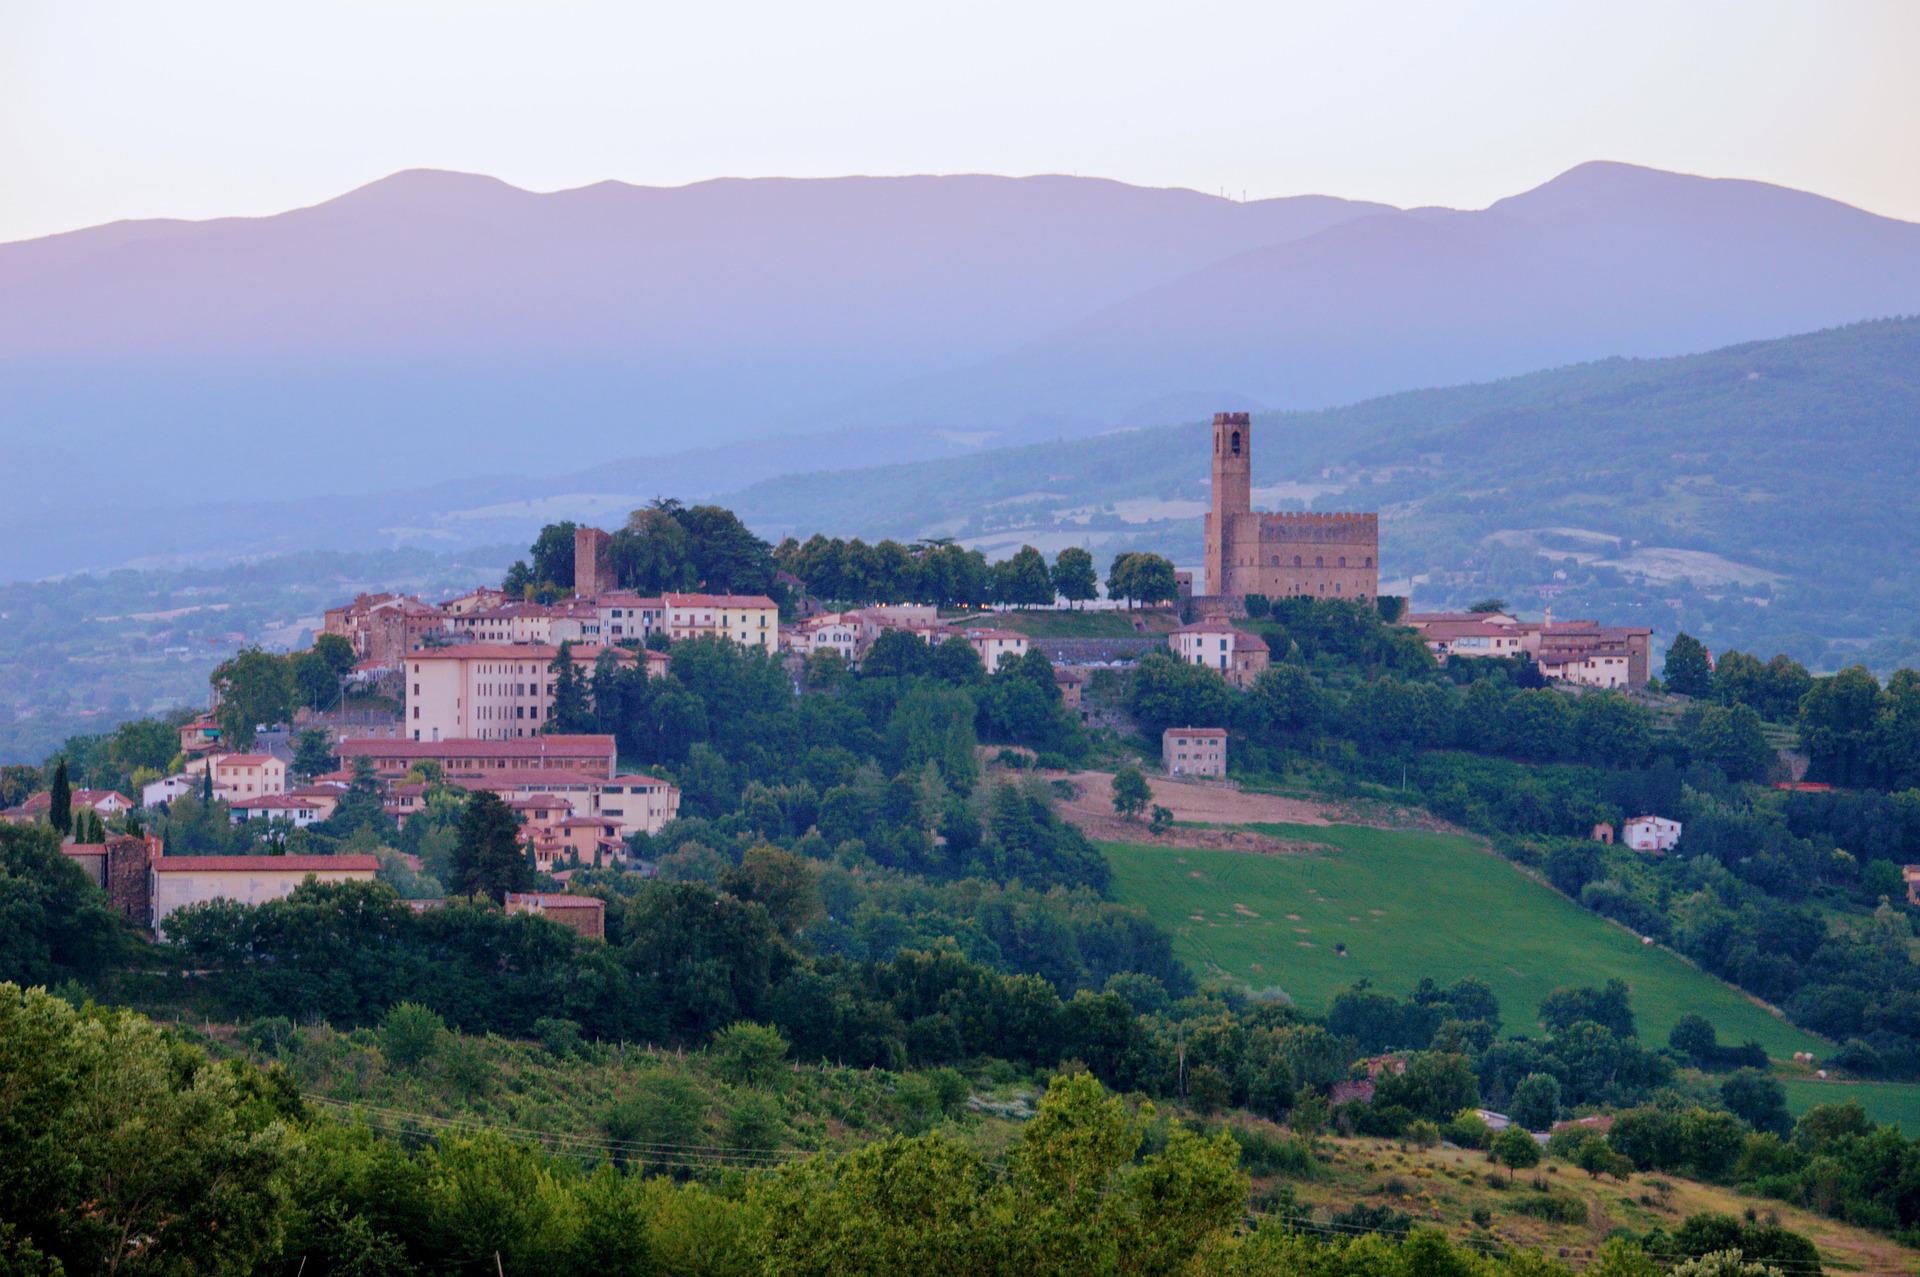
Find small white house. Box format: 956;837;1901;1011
227;794;333;828
1622;814;1682;853
143;774;196;809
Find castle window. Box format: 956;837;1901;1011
1270;555;1278;566
1365;556;1373;568
1315;556;1324;568
1338;556;1346;567
1230;430;1241;456
1293;555;1301;567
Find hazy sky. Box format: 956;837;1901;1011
4;0;1917;243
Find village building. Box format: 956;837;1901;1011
1904;864;1920;907
293;704;405;746
178;713;223;755
209;753;288;800
142;774;197;809
339;735;618;780
785;614;863;661
227;793;335;827
964;627;1031;672
150;854;379;940
506;891;606;941
441;586;510;615
663;592;780;652
1162;726;1227;778
1402;612;1653;689
447;602;556;645
596;773;682;834
1622;814;1683;853
402;644;636;742
2;787;135;824
594;591;666;643
321;593;450;668
1200;412;1379;608
1169;615;1271;689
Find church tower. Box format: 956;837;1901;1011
1204;411;1252;597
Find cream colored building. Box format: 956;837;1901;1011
1169;616;1270;690
150;854;378;940
210;753;288;800
404;644;635;742
964;627;1030;671
597;773;681;833
1162;726;1227;778
664;593;779;652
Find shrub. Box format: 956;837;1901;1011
1406;1118;1441;1149
533;1016;584;1058
1507;1193;1589;1225
1328;1201;1411;1238
378;1001;445;1071
1231;1126;1317;1177
710;1020;790;1089
1447;1110;1493;1149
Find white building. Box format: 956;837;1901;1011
227;794;336;827
142;774;196;809
403;644;635;742
209;754;288;800
964;627;1030;672
1622;815;1683;853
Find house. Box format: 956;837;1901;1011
596;773;681;834
338;735;618;780
209;754;288;800
505;891;606;941
1054;666;1092;723
401;644;636;742
1402;612;1653;688
142;774;196;809
1590;822;1615;845
964;627;1031;672
322;593;450;668
786;614;863;661
1169;615;1270;689
447;602;555;645
2;788;135;824
549;816;627;865
594;591;666;643
663;593;780;652
441;586;510;615
149;854;379;939
1622;815;1682;853
1162;726;1227;778
227;794;334;827
179;714;223;756
1903;864;1920;906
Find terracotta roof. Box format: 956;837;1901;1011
459;769;605;789
605;773;670;786
339;736;615;759
506;891;604;909
966;628;1027;641
406;643;563;661
229;795;326;809
153;854;379;873
663;592;778;609
1164;726;1227;737
215;754;280;767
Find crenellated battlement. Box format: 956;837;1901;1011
1203;410;1380;599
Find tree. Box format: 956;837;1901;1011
1468;598;1508;614
1051;547;1098;608
612;506;696;593
1664;633;1714;698
378;1001;446;1070
1107;552;1178;609
995;545;1055;607
1720;1069;1793;1136
313;632;357;676
674;503;778;593
1510;1072;1561;1131
211;647;294;749
1148;805;1174;835
721;844;821;938
711;1021;791;1088
1798;665;1885;786
1491;1125;1542;1183
528;520;579;588
290;648;340;711
547;643;593;733
0;824;124;984
451;790;531;904
47;757;71;834
1111;766;1150;821
292;728;336;780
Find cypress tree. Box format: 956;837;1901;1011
48;758;72;834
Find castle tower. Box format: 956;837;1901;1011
1204;412;1252;597
573;526;613;598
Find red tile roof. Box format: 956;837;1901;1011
664;592;778;609
153;854;379;873
1164;726;1227;737
339;736;615;759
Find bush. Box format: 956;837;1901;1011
1406;1118;1441;1149
533;1016;584;1058
1329;1201;1411;1238
1506;1193;1589;1225
1447;1110;1493;1149
1231;1126;1318;1177
378;1001;445;1071
711;1021;790;1089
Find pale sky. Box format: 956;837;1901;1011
3;0;1917;243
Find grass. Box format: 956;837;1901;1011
948;609;1173;637
1280;1133;1911;1273
1778;1076;1920;1135
1102;822;1828;1059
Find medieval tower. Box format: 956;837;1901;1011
1202;411;1379;607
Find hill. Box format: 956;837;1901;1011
1101;823;1827;1060
6;161;1920;582
726;317;1920;668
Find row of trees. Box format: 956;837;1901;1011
503;502;784;600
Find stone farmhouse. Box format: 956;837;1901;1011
1162;726;1227;778
1403;611;1652;688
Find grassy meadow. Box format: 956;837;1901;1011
1102;822;1827;1059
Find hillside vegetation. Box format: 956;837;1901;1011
730;318;1920;670
1102;824;1826;1061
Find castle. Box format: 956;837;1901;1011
1201;412;1378;607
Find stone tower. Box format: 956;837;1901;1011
1204;412;1252;597
573;526;614;598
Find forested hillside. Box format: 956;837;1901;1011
727;318;1920;670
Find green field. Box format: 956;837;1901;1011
1778;1076;1920;1134
1103;823;1827;1059
949;609;1168;637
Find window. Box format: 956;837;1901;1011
1315;556;1324;567
1293;555;1302;567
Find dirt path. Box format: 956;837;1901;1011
1048;769;1334;850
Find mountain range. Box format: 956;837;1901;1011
4;160;1920;583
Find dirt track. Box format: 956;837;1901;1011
1047;770;1333;851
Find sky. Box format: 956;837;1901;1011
3;0;1918;243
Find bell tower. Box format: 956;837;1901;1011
1204;412;1252;597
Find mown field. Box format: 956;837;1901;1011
1102;823;1827;1060
1777;1076;1920;1136
948;608;1175;637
